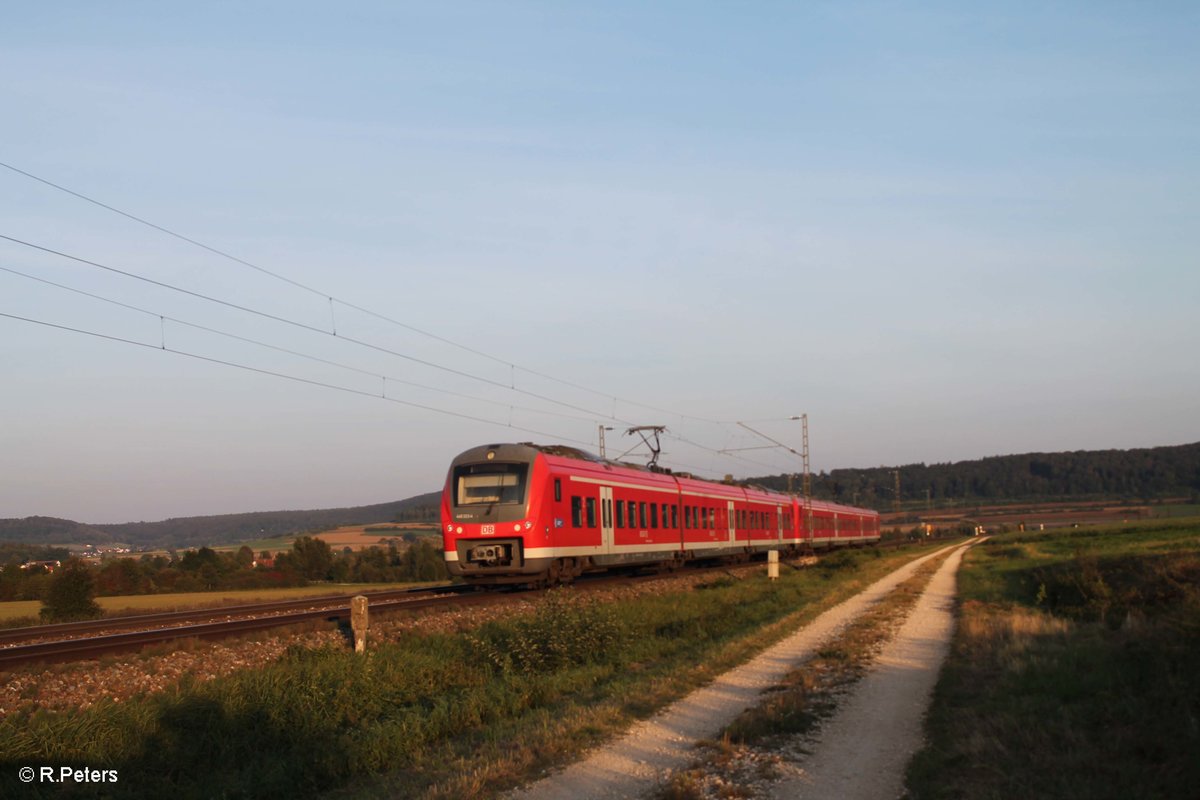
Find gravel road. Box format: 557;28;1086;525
505;541;973;800
767;541;970;799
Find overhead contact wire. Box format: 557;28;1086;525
0;233;628;424
0;263;601;426
0;160;722;424
0;310;595;448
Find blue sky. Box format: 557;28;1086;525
2;2;1197;523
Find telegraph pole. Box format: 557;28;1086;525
893;470;901;514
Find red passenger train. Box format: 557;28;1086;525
441;443;880;586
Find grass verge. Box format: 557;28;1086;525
905;521;1200;800
0;544;944;799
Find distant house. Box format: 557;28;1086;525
21;560;62;573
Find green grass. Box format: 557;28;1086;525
0;545;941;799
905;520;1200;800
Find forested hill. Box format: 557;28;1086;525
749;442;1200;509
0;491;442;550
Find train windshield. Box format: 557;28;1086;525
454;462;529;506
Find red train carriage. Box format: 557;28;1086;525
441;443;880;586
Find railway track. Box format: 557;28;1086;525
0;585;455;647
0;538;954;670
0;585;485;669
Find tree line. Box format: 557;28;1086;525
1;536;448;620
749;441;1200;509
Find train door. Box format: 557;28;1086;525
776;506;783;542
600;486;614;554
727;500;736;543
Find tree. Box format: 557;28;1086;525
291;536;333;580
96;558;147;596
234;545;255;568
40;559;103;622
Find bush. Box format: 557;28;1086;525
40;559;103;622
469;588;625;674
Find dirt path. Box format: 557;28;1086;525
505;542;973;800
767;541;969;799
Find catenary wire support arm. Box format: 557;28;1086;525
735;421;802;458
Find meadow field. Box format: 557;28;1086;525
0;583;438;623
906;520;1200;799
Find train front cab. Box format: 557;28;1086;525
442;444;556;585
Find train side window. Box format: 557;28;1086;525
701;507;709;529
586;497;596;528
650;503;659;529
671;504;678;528
628;502;637;528
638;502;647;529
615;500;625;528
554;479;561;503
571;497;582;528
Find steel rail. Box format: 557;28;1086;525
0;588;500;669
0;584;461;646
